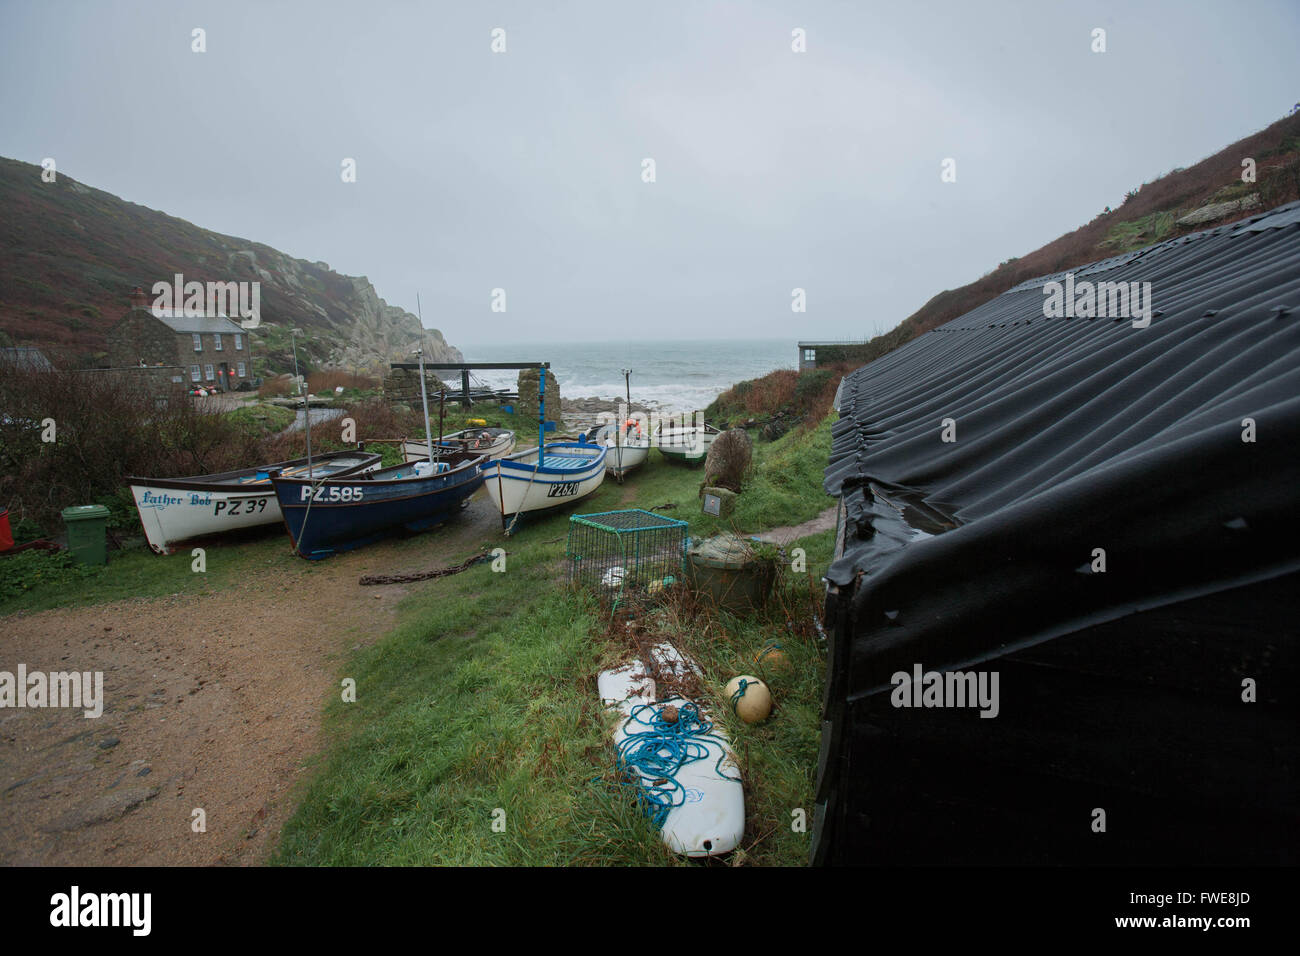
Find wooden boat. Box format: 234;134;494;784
654;421;720;466
270;450;486;559
589;422;651;480
401;427;515;462
127;450;382;554
483;441;607;530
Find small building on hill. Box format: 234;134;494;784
106;288;253;391
814;199;1300;866
798;341;873;370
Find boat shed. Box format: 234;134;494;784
813;200;1300;865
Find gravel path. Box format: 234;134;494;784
0;496;501;866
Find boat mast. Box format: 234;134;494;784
291;327;313;477
415;294;436;465
538;362;546;466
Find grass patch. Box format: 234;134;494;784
275;416;837;866
1100;209;1181;252
227;403;295;437
0;530;312;616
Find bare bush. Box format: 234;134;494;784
0;367;261;532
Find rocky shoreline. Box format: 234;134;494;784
561;395;674;431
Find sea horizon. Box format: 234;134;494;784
446;336;807;413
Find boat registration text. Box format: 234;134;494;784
299;486;366;503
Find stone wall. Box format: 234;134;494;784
515;368;562;426
106;309;179;367
383;367;448;405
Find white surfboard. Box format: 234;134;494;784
598;642;745;857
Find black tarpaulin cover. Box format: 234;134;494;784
815;201;1300;864
826;199;1300;604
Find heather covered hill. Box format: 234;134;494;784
0;156;461;373
816;109;1300;370
709;109;1300;427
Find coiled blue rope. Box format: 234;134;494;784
615;701;741;829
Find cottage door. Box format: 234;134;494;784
218;362;230;392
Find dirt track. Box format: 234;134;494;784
0;496;499;866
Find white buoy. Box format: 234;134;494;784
724;675;772;724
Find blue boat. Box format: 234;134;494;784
269;450;486;558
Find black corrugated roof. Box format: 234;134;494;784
826;199;1300;603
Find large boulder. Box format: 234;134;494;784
700;428;752;494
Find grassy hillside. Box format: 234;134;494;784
0;156;460;372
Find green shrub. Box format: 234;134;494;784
0;549;102;602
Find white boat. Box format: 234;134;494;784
654;421;720;466
483;441;608;531
589;423;651;480
126;450;382;554
401;427;515;462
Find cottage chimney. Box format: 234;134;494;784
128;286;149;310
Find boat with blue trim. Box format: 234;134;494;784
483;441;607;531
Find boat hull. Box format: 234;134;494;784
483;442;607;527
126;451;382;554
655;426;718;466
589;424;650;478
270;452;486;559
603;441;650;478
402;428;515;462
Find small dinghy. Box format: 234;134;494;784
590;422;651;480
401;427;515;462
127;450;382;554
483;441;607;531
590;370;650;481
655;421;720;466
270;450;486;559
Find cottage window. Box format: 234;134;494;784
193;333;203;352
190;364;201;383
205;364;215;381
237;362;246;377
214;334;223;351
234;333;243;351
803;348;816;363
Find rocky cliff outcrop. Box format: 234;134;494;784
0;156;462;373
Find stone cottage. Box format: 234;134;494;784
106;288;254;390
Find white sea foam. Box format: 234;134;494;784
453;338;797;413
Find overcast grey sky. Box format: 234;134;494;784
2;0;1297;347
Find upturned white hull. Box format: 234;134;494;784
598;642;744;857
